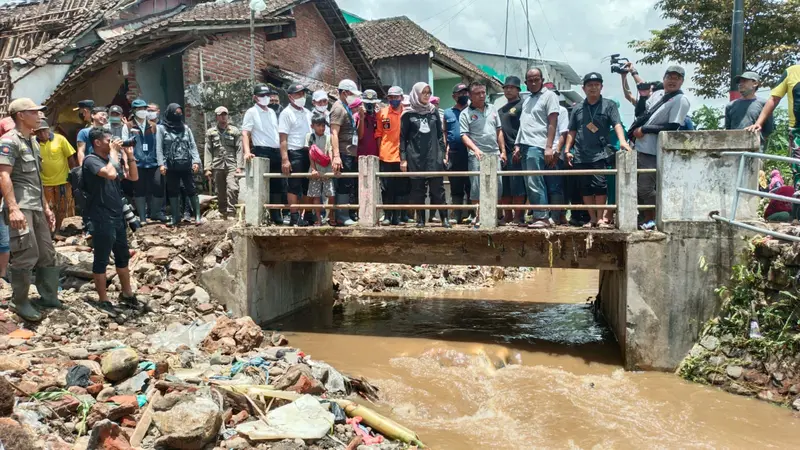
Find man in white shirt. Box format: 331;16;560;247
278;83;313;226
242;84;284;224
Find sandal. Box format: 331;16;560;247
582;222;595;228
598;222;612;229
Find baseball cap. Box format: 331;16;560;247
362;89;380;104
73;99;94;111
582;72;604;85
214;106;229;115
35;119;49;131
503;76;521;89
387;86;403;96
337;79;361;96
734;71;760;83
91;106;108;114
287;83;307;94
253;84;270;96
9;98;46;115
312;90;328;102
452;83;468;94
109;105;123;115
664;65;686;78
131;99;147;108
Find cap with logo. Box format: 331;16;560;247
253;84;271;96
91;106;108;114
312;90;328;102
73;99;94;111
664;65;686;78
35;119;49;131
287;84;307;95
387;86;403;96
109;105;123;115
337;79;361;96
131;99;147;108
362;89;380;104
452;83;468;94
503;76;521;89
9;98;46;115
582;72;604;85
214;106;229;115
734;71;760;83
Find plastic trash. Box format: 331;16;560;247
66;365;92;388
749;319;763;339
348;416;384;445
149;320;214;352
326;401;347;424
138;361;156;371
230;357;269;378
235;394;334;440
308;360;347;394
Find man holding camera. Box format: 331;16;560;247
0;98;60;322
82;127;139;305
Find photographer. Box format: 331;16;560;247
83;127;138;305
619;62;651;118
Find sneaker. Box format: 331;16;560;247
639;220;657;231
529;220;550;229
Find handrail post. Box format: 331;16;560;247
615;150;637;231
729;154;746;220
480;155;498;229
358;155;380;226
244;157;269;226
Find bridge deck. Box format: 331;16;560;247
233;226;666;270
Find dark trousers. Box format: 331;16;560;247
411;177;446;220
166;169;196;198
91;218;130;274
134;167;163;198
335;154;357;196
448;151;470;199
380;161;410;205
564;163;590;223
253;146;287;195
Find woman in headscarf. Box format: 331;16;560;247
399;82;449;228
768;169;785;193
156;104;202;226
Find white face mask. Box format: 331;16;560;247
257;97;270;106
315;105;327;113
293;97;306;109
345;95;357;105
146;111;158;121
135;110;147;120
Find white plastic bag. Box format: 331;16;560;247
149;320;214;352
235;395;334;440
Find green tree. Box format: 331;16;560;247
630;1;800;98
763;108;791;179
690;105;723;130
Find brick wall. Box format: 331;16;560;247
123;61;141;103
183;30;271;86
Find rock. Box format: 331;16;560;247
86;419;133;450
101;348;139;382
97;387;116;402
152;391;222;450
87;401;137;428
201;316;263;355
68;386;89;396
0;376;14;416
708;356;725;366
382;276;400;287
177;283;196;297
707;373;726;385
772;372;785;382
196;303;215;314
789;384;800;395
115;371;149;395
76;360;104;377
191;287;210;304
63;347;90;360
87;383;104;396
0;356;31;372
757;390;780;403
726;365;743;379
0;418;37;450
724;382;753;396
274;364;325;395
699;335;719;351
688;344;706;358
209;353;232;366
793;397;800;411
147;247;173;265
47;395;81;418
221;436;250;450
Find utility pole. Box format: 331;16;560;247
250;9;255;82
525;0;530;71
504;0;509;77
729;0;744;100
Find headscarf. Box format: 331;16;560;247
769;169;784;192
164;103;185;133
406;82;435;116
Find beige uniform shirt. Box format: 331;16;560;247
204;125;243;171
0;129;45;211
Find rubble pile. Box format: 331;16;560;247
0;222;425;449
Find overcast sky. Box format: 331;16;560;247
338;0;733;122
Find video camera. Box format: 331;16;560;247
609;54;630;74
638;81;664;92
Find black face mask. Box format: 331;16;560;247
79;111;87;121
456;95;469;106
268;104;279;111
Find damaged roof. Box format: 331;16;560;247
351;16;501;90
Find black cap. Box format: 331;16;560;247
583;72;604;85
73;99;94;111
253;84;270;96
503;76;521;89
91;106;108;114
452;83;468;94
286;83;307;95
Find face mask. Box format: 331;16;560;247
293;97;306;108
346;95;357;105
389;99;402;108
315;105;328;113
268;104;279;111
457;96;469;106
135;110;147;120
79;111;87;121
739;87;755;97
257;97;270;106
146;111;158;121
109;117;121;125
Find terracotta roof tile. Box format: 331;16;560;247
351;16;500;89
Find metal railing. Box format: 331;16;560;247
242;150;653;230
712;151;800;242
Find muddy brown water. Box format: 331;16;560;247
271;269;800;449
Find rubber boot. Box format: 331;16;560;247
34;266;62;309
191;195;203;225
182;195;193;222
390;209;400;226
415;210;426;228
452;195;464;224
440;209;451;228
289;212;300;227
269;194;283;225
335;194;355;226
168;197;181;227
149;197;168;222
9;268;41;322
134;197;147;223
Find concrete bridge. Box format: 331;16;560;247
201;131;762;371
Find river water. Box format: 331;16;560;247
272;269;800;449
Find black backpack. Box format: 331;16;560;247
165;130;192;171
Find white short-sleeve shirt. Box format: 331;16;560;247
278;106;312;150
242;105;280;148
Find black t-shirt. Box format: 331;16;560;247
568;97;621;164
498;98;522;150
83;154;124;221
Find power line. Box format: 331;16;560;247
418;0;463;23
517;0;542;59
430;0;482;35
535;0;570;64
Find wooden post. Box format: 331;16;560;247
245;157;269;226
358;155;380;226
480;155;498;229
615;150;637;231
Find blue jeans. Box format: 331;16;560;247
468;152;503;201
521;145;564;221
0;215;8;253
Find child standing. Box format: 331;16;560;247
307;112;336;225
